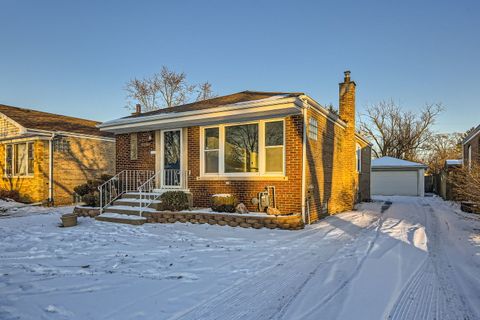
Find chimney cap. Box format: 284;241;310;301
132;103;142;116
344;70;351;82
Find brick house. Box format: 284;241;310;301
0;104;115;205
463;124;480;168
99;71;371;223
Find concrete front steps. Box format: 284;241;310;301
94;192;161;225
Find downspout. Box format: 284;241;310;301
301;99;308;224
48;134;55;204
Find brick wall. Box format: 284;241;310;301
187;115;304;214
116;131;156;172
53;136;115;205
357;140;371;202
464;133;480;166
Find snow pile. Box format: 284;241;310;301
97;212;147;220
372;156;427;168
0;197;478;319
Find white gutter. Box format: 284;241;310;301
301;99;308;224
25;129;115;142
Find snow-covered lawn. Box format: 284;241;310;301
0;196;479;320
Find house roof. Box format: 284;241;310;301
445;159;462;166
463;124;480;144
125;91;304;119
372;156;427;169
0;104;113;138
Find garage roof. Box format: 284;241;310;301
372;156;427;169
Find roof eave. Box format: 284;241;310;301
98;97;303;133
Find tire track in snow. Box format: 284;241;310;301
388;199;475;320
169;212;381;320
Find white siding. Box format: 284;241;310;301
371;170;424;196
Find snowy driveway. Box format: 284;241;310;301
0;197;479;320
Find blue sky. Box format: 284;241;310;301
0;0;478;133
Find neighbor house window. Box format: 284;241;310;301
308;117;318;140
356;143;362;172
4;142;34;177
468;145;472;170
201;119;285;176
130;133;138;160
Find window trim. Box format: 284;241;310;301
4;142;35;178
199;119;286;178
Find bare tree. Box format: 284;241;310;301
420;133;463;174
359;100;443;160
125;77;161;112
451;163;480;206
125;66;214;111
196;82;217;101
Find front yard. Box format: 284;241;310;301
0;197;479;319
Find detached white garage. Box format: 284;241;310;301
371;156;427;197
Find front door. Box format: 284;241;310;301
162;129;182;188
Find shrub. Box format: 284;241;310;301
74;174;112;207
160;191;190;211
82;193;99;207
73;184;90;197
0;189;21;202
211;194;237;213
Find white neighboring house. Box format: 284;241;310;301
371;156;427;197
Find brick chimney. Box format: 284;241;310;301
339;70;357;208
339;70;356;125
132;103;142;116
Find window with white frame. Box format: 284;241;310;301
356;143;362;172
204;127;219;173
265;121;284;173
4;142;34;177
201;119;285;176
308;117;318;140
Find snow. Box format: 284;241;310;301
446;159;462;166
182;207;269;217
0;197;479;319
106;205;157;212
97;213;147;220
118;198;162;204
372;156;427;168
211;194;233;198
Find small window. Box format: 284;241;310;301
5;145;12;175
4;142;34;177
467;145;472;170
309;117;318;140
27;143;34;175
14;144;27;176
204;127;219;173
130;133;138;160
356;143;362;172
265;121;284;173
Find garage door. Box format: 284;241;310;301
371;170;419;196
